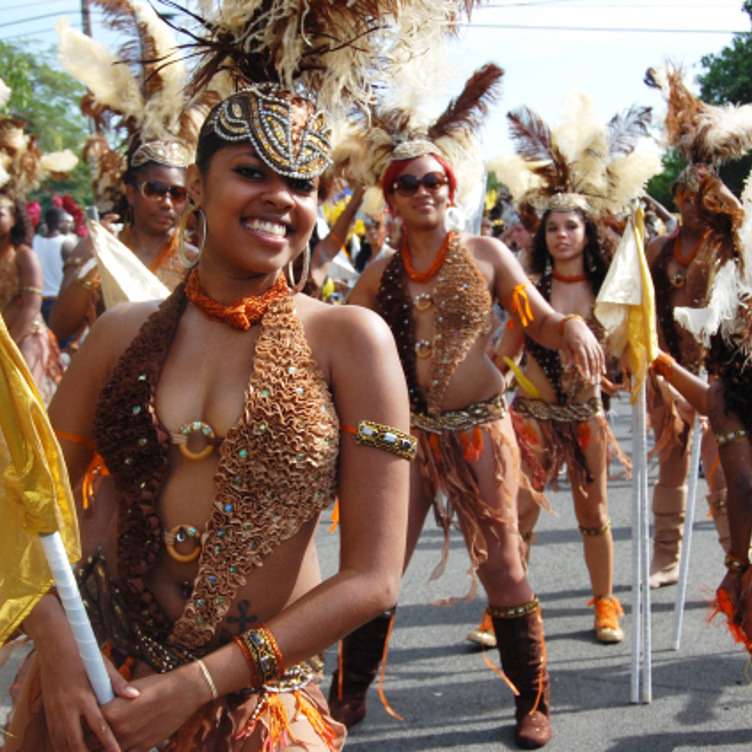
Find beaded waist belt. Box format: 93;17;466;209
411;394;507;433
78;551;320;693
513;396;604;423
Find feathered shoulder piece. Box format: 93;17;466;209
0;79;78;201
487;92;662;219
56;0;217;161
646;65;752;166
333;63;503;214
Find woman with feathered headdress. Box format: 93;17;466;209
4;2;469;750
50;1;208;343
641;64;752;590
486;93;661;645
639;66;752;657
0;79;76;404
327;66;610;750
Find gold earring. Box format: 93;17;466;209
287;246;311;293
177;205;206;269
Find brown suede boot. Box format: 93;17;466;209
707;489;731;553
649;483;687;589
328;610;394;729
491;599;552;749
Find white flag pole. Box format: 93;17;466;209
638;382;652;702
630;391;643;703
39;532;114;705
672;409;704;650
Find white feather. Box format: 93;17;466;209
56;17;143;123
0;78;10;111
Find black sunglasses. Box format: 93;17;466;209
392;172;448;197
137;180;188;203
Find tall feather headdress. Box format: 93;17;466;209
332;63;504;215
487;92;662;219
647;65;752;356
645;65;752;167
56;1;217;209
0;79;78;201
174;0;484;182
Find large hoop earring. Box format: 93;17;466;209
444;204;465;234
288;246;311;294
177;205;206;269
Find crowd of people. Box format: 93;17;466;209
2;2;752;751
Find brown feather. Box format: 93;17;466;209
428;63;503;142
506;106;569;192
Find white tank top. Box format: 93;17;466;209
32;234;66;296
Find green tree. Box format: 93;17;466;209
696;0;752;196
0;40;92;210
646;148;684;212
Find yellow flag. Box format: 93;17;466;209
0;316;80;645
594;207;659;404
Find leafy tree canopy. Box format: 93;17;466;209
0;40;93;211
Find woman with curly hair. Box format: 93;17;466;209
494;196;630;644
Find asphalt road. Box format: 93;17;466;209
3;397;751;750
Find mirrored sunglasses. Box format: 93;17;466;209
137;180;188;203
392;172;448;197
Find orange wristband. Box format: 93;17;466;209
558;313;584;335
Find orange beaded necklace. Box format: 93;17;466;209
185;269;290;330
401;232;453;283
551;268;587;283
674;229;710;266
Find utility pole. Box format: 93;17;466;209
81;0;92;38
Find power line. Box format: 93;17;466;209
463;22;746;34
0;11;80;29
3;0;70;11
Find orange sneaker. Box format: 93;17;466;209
588;596;624;643
466;610;497;647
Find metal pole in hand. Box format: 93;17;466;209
673;410;703;650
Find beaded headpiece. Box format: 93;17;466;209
205;85;332;179
131;141;191;170
548;192;590;213
391;140;443;163
488;92;661;220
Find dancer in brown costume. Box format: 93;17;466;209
1;0;461;747
482;97;660;644
328;67;606;750
644;66;745;588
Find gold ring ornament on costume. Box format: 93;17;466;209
414;293;433;311
164;525;201;563
670;271;685;288
172;421;217;460
415;339;433;358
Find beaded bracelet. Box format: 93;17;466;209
651;351;675;380
725;552;750;574
20;285;42;296
557;313;584;335
233;624;285;687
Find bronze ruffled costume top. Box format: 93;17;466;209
375;234;494;416
93;284;340;650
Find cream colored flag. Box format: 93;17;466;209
595;207;658;403
88;220;169;308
